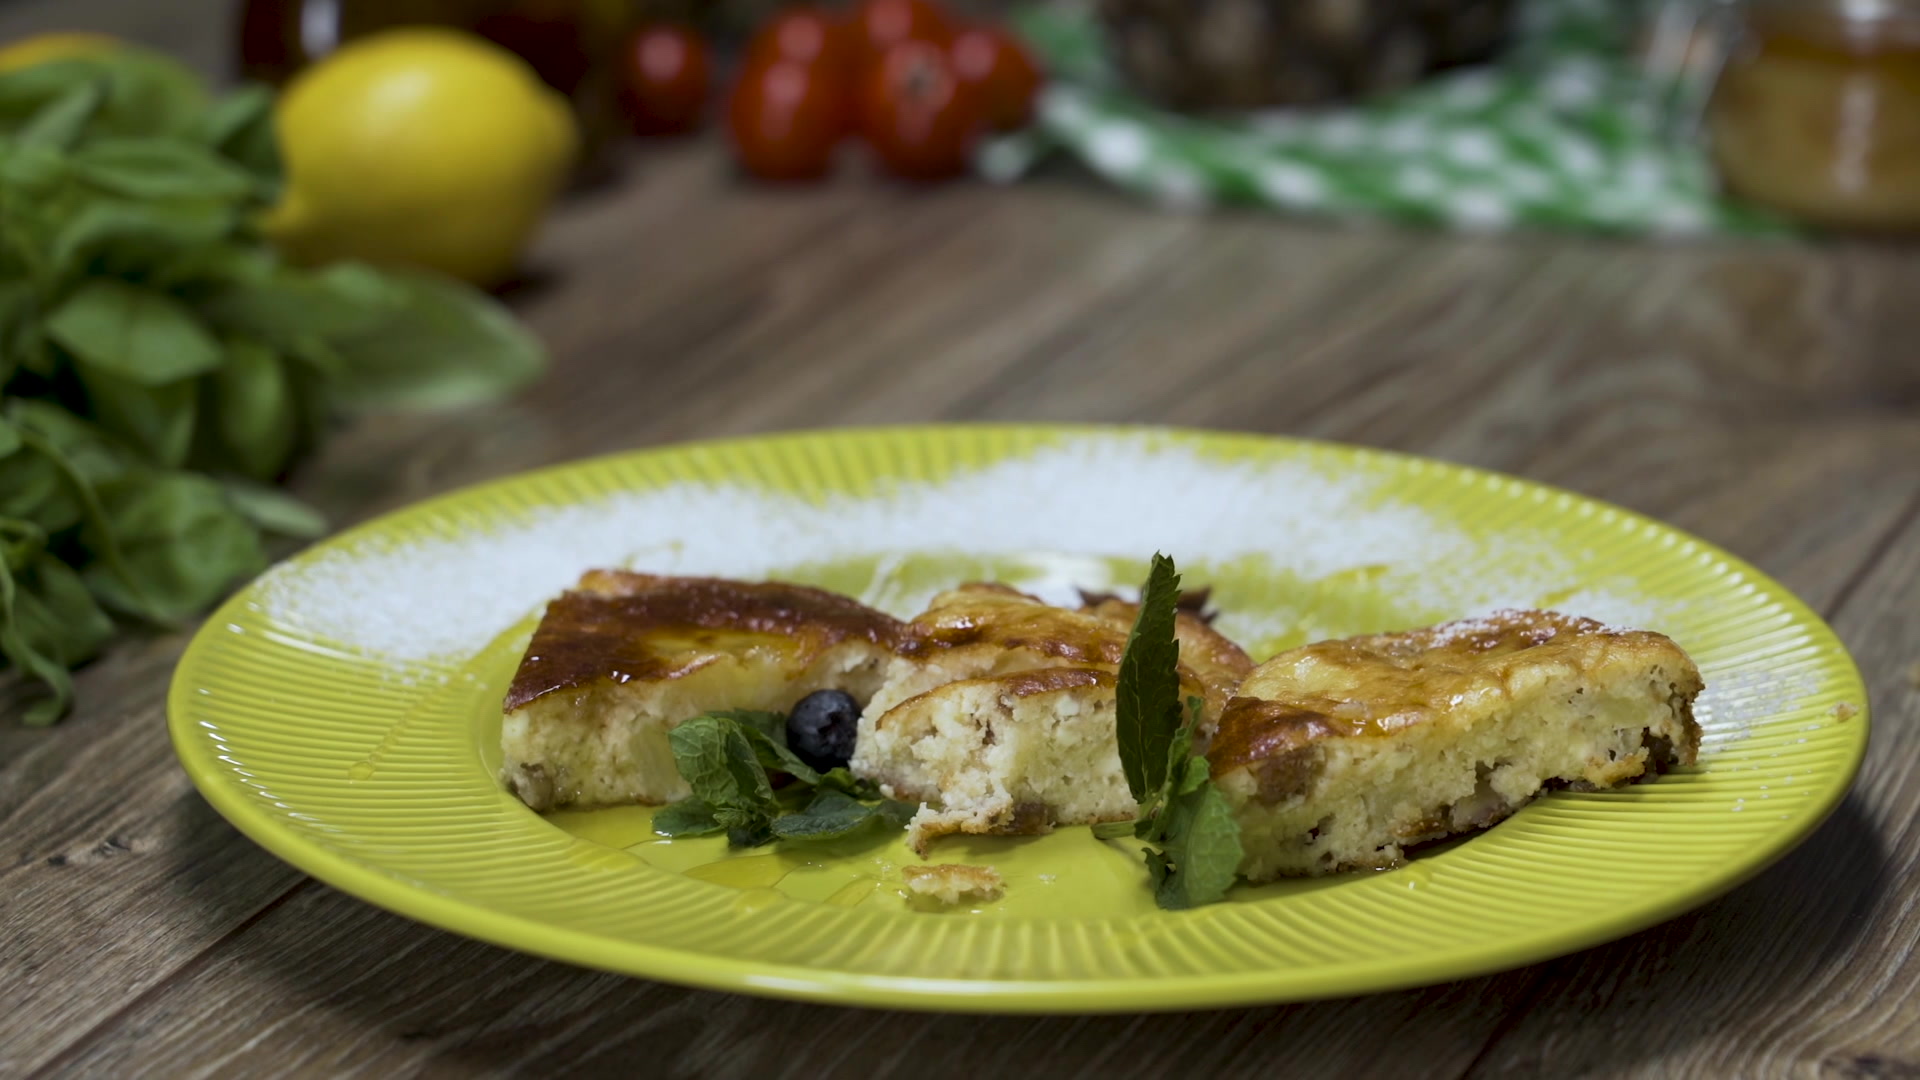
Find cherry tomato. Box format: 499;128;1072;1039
850;0;952;70
745;6;856;75
727;58;850;181
859;38;983;181
950;24;1041;131
619;23;712;135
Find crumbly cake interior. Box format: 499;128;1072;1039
1209;610;1704;880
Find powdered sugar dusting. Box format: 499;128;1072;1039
256;435;1673;663
1695;668;1825;744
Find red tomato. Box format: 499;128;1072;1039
619;23;713;135
727;59;850;180
745;6;856;75
950;24;1041;131
859;38;983;181
850;0;951;69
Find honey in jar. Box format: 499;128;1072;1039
1706;0;1920;230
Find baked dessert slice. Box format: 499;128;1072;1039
1208;609;1705;880
500;570;906;812
851;584;1253;852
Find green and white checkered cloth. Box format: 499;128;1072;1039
980;0;1789;237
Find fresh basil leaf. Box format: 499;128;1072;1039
218;478;326;539
0;139;67;194
10;399;125;482
0;60;103;127
0;555;75;726
199;262;403;348
148;243;275;291
0;450;81;534
1151;758;1243;911
51;197;234;279
0;278;37;378
192;84;280;185
17;80;104;148
80;470;265;623
11;550;113;668
0;51;208;140
327;269;544;411
48;280;223;384
207;335;296;479
1115;552;1182;802
71;136;256;201
93;49;208;138
73;362;198;466
652;797;725;838
770;789;883;840
0;415;19;459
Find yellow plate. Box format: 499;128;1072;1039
168;425;1868;1012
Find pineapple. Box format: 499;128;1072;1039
1098;0;1515;111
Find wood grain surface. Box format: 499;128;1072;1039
5;1;1920;1076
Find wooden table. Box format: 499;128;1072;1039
7;2;1920;1075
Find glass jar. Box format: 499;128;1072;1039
1706;0;1920;230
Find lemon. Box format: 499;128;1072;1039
0;31;121;73
263;28;578;287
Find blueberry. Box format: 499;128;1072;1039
786;689;860;772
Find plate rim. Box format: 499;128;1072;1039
167;421;1873;1013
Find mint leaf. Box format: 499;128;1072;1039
771;789;918;842
667;715;779;835
770;789;879;840
1152;758;1244;910
652;797;725;838
1103;555;1246;909
47;281;223;384
1115;552;1182;802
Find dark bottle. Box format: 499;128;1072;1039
235;0;634;184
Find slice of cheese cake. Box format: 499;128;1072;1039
852;584;1254;852
500;571;907;811
1208;609;1704;880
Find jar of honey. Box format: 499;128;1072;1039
1706;0;1920;230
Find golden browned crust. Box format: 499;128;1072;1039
504;570;908;711
1078;595;1255;711
900;583;1129;665
893;583;1241;717
873;667;1116;732
1208;609;1706;782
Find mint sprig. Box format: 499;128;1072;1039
1100;553;1245;910
655;712;912;846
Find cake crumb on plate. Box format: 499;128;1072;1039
901;864;1004;905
